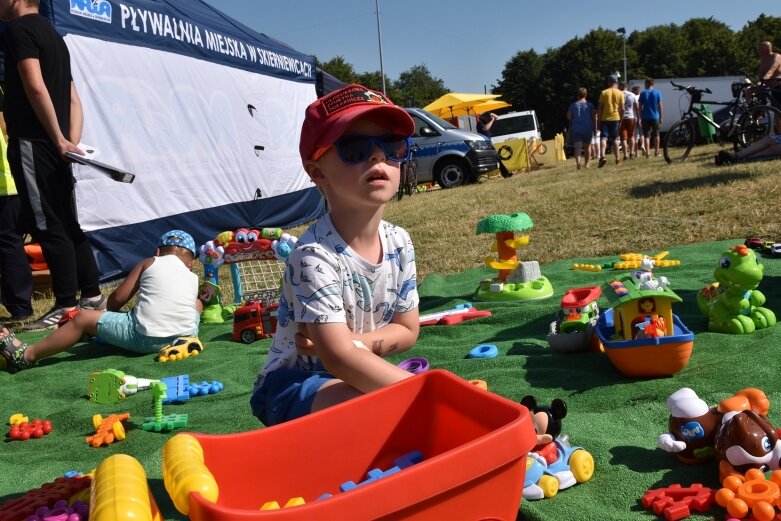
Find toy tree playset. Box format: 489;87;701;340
474;212;554;302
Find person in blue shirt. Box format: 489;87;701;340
566;88;597;170
638;78;663;158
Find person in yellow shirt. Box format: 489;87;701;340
0;100;33;324
596;74;625;167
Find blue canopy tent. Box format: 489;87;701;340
4;0;325;281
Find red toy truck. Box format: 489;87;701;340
232;301;279;344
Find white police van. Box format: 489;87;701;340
487;110;542;144
405;108;500;188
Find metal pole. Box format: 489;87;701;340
375;0;386;95
623;36;627;83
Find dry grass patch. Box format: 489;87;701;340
15;143;781;318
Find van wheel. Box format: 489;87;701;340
435;158;469;188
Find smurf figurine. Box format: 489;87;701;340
520;395;594;499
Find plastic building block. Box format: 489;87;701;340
340;451;425;492
9;413;28;425
160;376;224;404
8;418;52;441
188;380;224;397
86;412;130;448
0;476;91;521
142;381;189;432
641;483;716;521
260;497;306;510
90;453;162;520
715;469;781;520
419;303;493;326
469;379;489;390
161;375;191;404
469;344;499;358
87;369;127;404
25;499;89;520
141;413;189;432
397;357;429;374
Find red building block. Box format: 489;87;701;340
641;483;716;521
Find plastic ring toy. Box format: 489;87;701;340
397;357;429;374
469;344;499;359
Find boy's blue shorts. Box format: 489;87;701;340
96;311;189;354
250;368;333;426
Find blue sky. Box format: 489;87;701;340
204;1;776;93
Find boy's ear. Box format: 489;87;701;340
155;247;161;256
304;161;325;182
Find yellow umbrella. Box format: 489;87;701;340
423;93;501;119
467;99;511;115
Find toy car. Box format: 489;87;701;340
522;438;594;500
744;236;764;251
158;337;204;362
772;243;781;258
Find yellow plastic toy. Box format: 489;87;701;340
91;453;162;521
162;433;219;515
572;251;681;272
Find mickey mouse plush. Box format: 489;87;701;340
521;395;568;464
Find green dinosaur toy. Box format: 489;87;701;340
697;244;776;334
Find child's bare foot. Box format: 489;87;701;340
0;327;33;373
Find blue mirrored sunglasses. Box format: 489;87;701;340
332;134;411;164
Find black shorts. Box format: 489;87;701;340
642;120;660;137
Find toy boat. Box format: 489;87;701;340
547;286;602;354
595;275;694;378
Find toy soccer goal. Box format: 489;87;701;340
231;259;285;304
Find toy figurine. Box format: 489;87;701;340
697;244;776;334
199;281;236;324
658;387;781;482
630;256;669;291
520;395;594;499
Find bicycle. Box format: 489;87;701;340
397;143;419;201
662;80;781;163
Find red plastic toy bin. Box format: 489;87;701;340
163;370;536;520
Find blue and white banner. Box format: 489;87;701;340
35;0;324;281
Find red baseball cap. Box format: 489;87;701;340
300;84;415;161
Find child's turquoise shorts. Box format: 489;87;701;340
97;311;194;354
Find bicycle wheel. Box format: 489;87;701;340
663;119;695;163
734;104;781;152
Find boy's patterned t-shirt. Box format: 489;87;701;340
256;214;419;384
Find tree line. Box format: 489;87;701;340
318;15;781;138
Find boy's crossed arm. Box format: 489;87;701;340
297;310;419;393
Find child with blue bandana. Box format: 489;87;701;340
1;230;202;372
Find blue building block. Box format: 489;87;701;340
161;375;190;404
316;493;333;501
340;451;424;493
394;450;425;469
187;380;224;397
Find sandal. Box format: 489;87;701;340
0;328;33;373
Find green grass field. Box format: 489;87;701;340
2;144;781;520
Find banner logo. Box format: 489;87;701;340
70;0;112;24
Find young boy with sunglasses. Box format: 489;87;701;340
250;84;420;425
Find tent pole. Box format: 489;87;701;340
375;0;386;95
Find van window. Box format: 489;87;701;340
492;115;536;137
408;111;456;137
